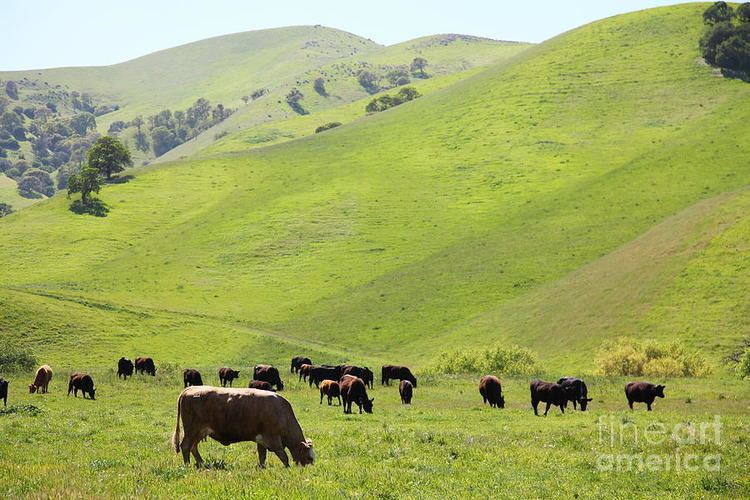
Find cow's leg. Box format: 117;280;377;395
532;399;539;416
544;402;551;416
337;395;342;406
647;402;652;411
628;400;634;410
180;437;192;465
273;449;290;467
257;443;268;468
319;391;323;404
190;441;204;468
559;404;565;414
572;400;577;410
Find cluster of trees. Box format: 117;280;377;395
0;202;12;217
314;121;341;133
701;2;750;74
0;96;101;197
109;98;234;157
314;77;328;96
285;89;306;115
67;136;132;205
365;87;421;113
357;58;429;94
241;88;269;105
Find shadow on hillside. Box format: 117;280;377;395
69;199;109;217
721;68;750;83
106;175;134;185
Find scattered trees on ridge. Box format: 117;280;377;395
701;2;750;74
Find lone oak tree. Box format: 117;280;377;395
87;136;132;180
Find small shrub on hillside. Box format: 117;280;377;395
315;122;342;133
736;349;750;379
595;338;713;377
0;338;37;372
428;344;538;375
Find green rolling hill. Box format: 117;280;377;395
1;3;748;374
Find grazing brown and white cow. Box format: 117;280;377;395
340;376;374;414
298;364;313;383
183;369;203;388
319;380;341;406
530;380;566;416
117;357;134;379
557;377;592;411
253;365;284;391
29;365;53;394
342;365;374;389
68;373;96;400
172;386;315;468
219;367;240;387
135;357;156;376
625;381;665;411
381;365;417;387
0;378;8;406
399;379;413;405
479;375;504;408
248;380;276;392
308;365;343;387
291;356;312;374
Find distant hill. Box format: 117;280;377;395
1;4;748;373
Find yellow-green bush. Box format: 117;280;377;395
596;338;712;377
736;349;750;379
428;344;537;375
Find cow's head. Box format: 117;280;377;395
655;385;666;398
29;384;37;394
277;381;285;391
90;387;96;400
411;377;418;388
232;370;240;379
151;369;157;376
363;397;374;414
498;395;505;409
294;439;315;466
578;397;593;411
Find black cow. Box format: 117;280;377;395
183;369;203;388
68;373;96;400
291;356;312;374
479;375;505;408
253;365;284;391
381;365;417;387
218;367;240;387
625;382;665;411
248;380;276;392
557;377;592;411
340;376;374;414
0;378;7;406
117;357;134;379
530;380;566;416
308;365;343;388
399;380;413;405
135;357;156;376
341;365;374;389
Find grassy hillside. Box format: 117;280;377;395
1;4;749;374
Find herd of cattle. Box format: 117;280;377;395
0;355;668;468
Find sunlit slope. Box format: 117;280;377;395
153;36;530;162
0;26;380;129
1;4;749;369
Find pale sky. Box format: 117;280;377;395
2;0;696;71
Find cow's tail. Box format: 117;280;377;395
172;394;182;453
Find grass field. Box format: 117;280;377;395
0;369;748;498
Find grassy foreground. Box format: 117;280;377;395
0;370;747;498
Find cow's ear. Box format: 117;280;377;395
370;398;375;403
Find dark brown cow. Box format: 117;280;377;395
172;386;314;468
248;380;276;392
479;375;504;408
308;365;343;388
625;382;666;411
342;365;374;389
29;365;53;394
530;380;566;416
183;369;203;388
298;364;313;383
0;378;7;406
291;356;312;374
135;357;156;376
68;373;96;400
219;367;241;387
399;379;413;405
319;380;341;406
340;376;374;414
381;365;417;387
117;357;134;379
253;365;284;391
